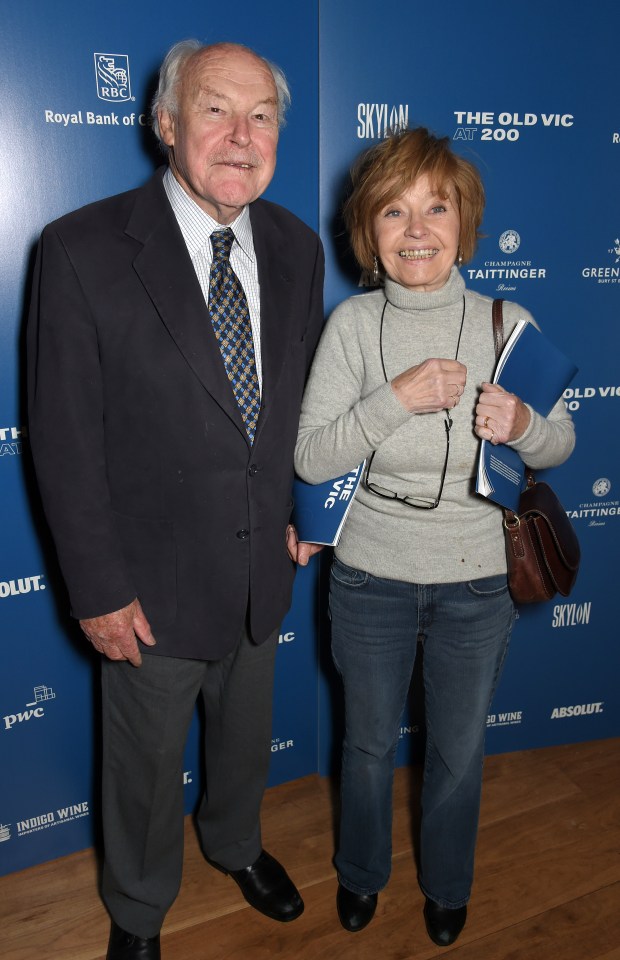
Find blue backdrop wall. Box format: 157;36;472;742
1;0;618;876
316;0;620;773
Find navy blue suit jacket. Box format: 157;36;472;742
27;168;324;659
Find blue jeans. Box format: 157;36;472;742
329;558;514;907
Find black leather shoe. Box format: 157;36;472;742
423;898;467;946
209;849;304;922
106;921;161;960
336;883;378;932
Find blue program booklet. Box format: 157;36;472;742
291;462;365;546
476;319;577;511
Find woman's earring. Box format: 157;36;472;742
457;248;464;266
359;255;381;288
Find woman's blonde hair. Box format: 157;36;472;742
343;127;485;271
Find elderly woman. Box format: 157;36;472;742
293;128;575;945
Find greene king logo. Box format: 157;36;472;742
94;53;132;102
581;238;620;283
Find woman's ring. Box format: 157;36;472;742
483;416;489;429
490;431;495;443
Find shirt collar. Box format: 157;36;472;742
163;167;255;262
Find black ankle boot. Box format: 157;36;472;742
423;898;467;946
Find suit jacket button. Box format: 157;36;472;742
236;529;250;539
248;464;258;477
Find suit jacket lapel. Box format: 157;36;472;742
250;202;295;444
125;170;247;436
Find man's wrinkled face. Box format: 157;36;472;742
159;46;279;224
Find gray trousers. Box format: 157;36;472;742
100;626;278;938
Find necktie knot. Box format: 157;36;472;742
210;228;235;263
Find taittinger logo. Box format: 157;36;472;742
467;229;546;291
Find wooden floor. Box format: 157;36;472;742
2;738;619;960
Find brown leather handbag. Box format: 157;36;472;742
492;300;580;604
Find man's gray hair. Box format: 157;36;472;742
150;39;291;144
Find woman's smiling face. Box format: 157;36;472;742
373;173;461;293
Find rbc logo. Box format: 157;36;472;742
94;53;132;102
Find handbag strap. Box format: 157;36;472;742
492;298;505;359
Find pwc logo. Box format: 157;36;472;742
3;685;56;732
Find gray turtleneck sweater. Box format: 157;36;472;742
294;268;575;584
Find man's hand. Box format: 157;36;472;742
80;598;156;667
286;525;324;567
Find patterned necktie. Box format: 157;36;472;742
208;228;260;443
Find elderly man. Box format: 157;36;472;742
28;40;324;960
